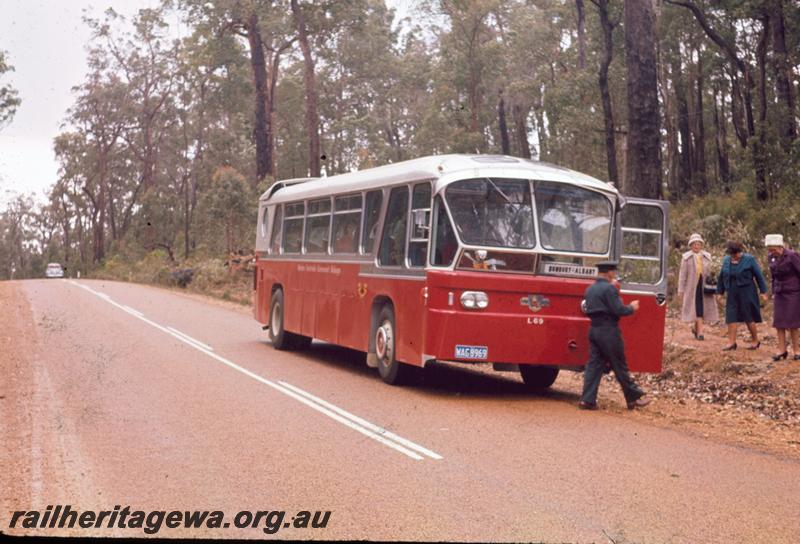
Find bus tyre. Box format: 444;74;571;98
269;289;311;351
374;306;412;385
519;366;560;390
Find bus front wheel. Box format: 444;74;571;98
374;306;413;385
519;366;559;390
269;289;311;350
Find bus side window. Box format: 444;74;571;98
362;190;383;255
409;183;431;267
269;205;282;254
304;198;331;254
432;195;458;266
378;187;409;267
332;194;362;254
282;202;305;254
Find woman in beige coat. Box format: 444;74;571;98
677;233;719;339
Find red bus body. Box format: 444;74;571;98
254;264;664;373
254;155;668;382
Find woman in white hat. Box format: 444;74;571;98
677;233;719;340
765;234;800;361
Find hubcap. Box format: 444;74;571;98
375;321;393;364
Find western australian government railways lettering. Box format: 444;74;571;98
9;505;331;535
297;264;342;275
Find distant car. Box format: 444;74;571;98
45;263;65;278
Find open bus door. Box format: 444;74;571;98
615;197;670;373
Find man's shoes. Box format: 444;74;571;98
578;401;598;410
627;396;651;410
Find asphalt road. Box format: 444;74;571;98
2;279;799;542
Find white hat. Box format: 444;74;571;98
688;233;704;245
764;234;784;247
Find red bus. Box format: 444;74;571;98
254;154;668;387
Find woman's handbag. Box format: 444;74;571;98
703;278;718;295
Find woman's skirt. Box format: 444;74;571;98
773;290;800;329
725;282;762;324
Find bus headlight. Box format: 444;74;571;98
461;291;489;310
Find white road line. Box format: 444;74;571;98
67;281;440;461
278;381;443;460
166;326;214;352
122;305;144;318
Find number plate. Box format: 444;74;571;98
455;345;488;360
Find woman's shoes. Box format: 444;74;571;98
722;343;737;351
697;335;704;341
772;351;788;361
794;354;800;361
747;341;761;350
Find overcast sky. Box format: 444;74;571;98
0;1;416;210
0;0;178;208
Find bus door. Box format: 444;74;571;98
616;198;669;373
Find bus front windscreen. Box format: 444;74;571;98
445;178;613;254
534;180;612;254
445;178;535;249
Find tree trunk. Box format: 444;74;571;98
575;0;586;70
108;185;118;241
768;0;797;150
713;86;731;192
658;47;679;198
513;104;532;159
291;0;321;177
671;55;693;196
624;0;662;198
142;113;157;191
245;10;271;184
60;198;71;270
497;91;510;155
597;0;619;184
729;71;748;148
533;100;547;159
693;51;707;195
93;155;108;263
183;173;190;260
665;1;756;145
187;82;206;259
755;15;770;200
267;41;293;179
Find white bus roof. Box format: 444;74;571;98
260;154;618;204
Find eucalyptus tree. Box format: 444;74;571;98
431;0;506;153
61;76;129;262
623;0;662;198
181;0;297;184
0;195;36;279
87;8;180;194
663;0;768;198
313;0;409;171
0;50;20;130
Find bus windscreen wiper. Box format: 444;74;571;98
485;178;512;204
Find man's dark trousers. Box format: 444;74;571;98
580;325;645;405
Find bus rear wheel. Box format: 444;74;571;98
519;366;560;390
374;306;413;385
269;289;311;350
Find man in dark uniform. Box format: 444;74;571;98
579;260;651;410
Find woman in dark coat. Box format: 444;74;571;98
716;241;768;351
765;234;800;361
